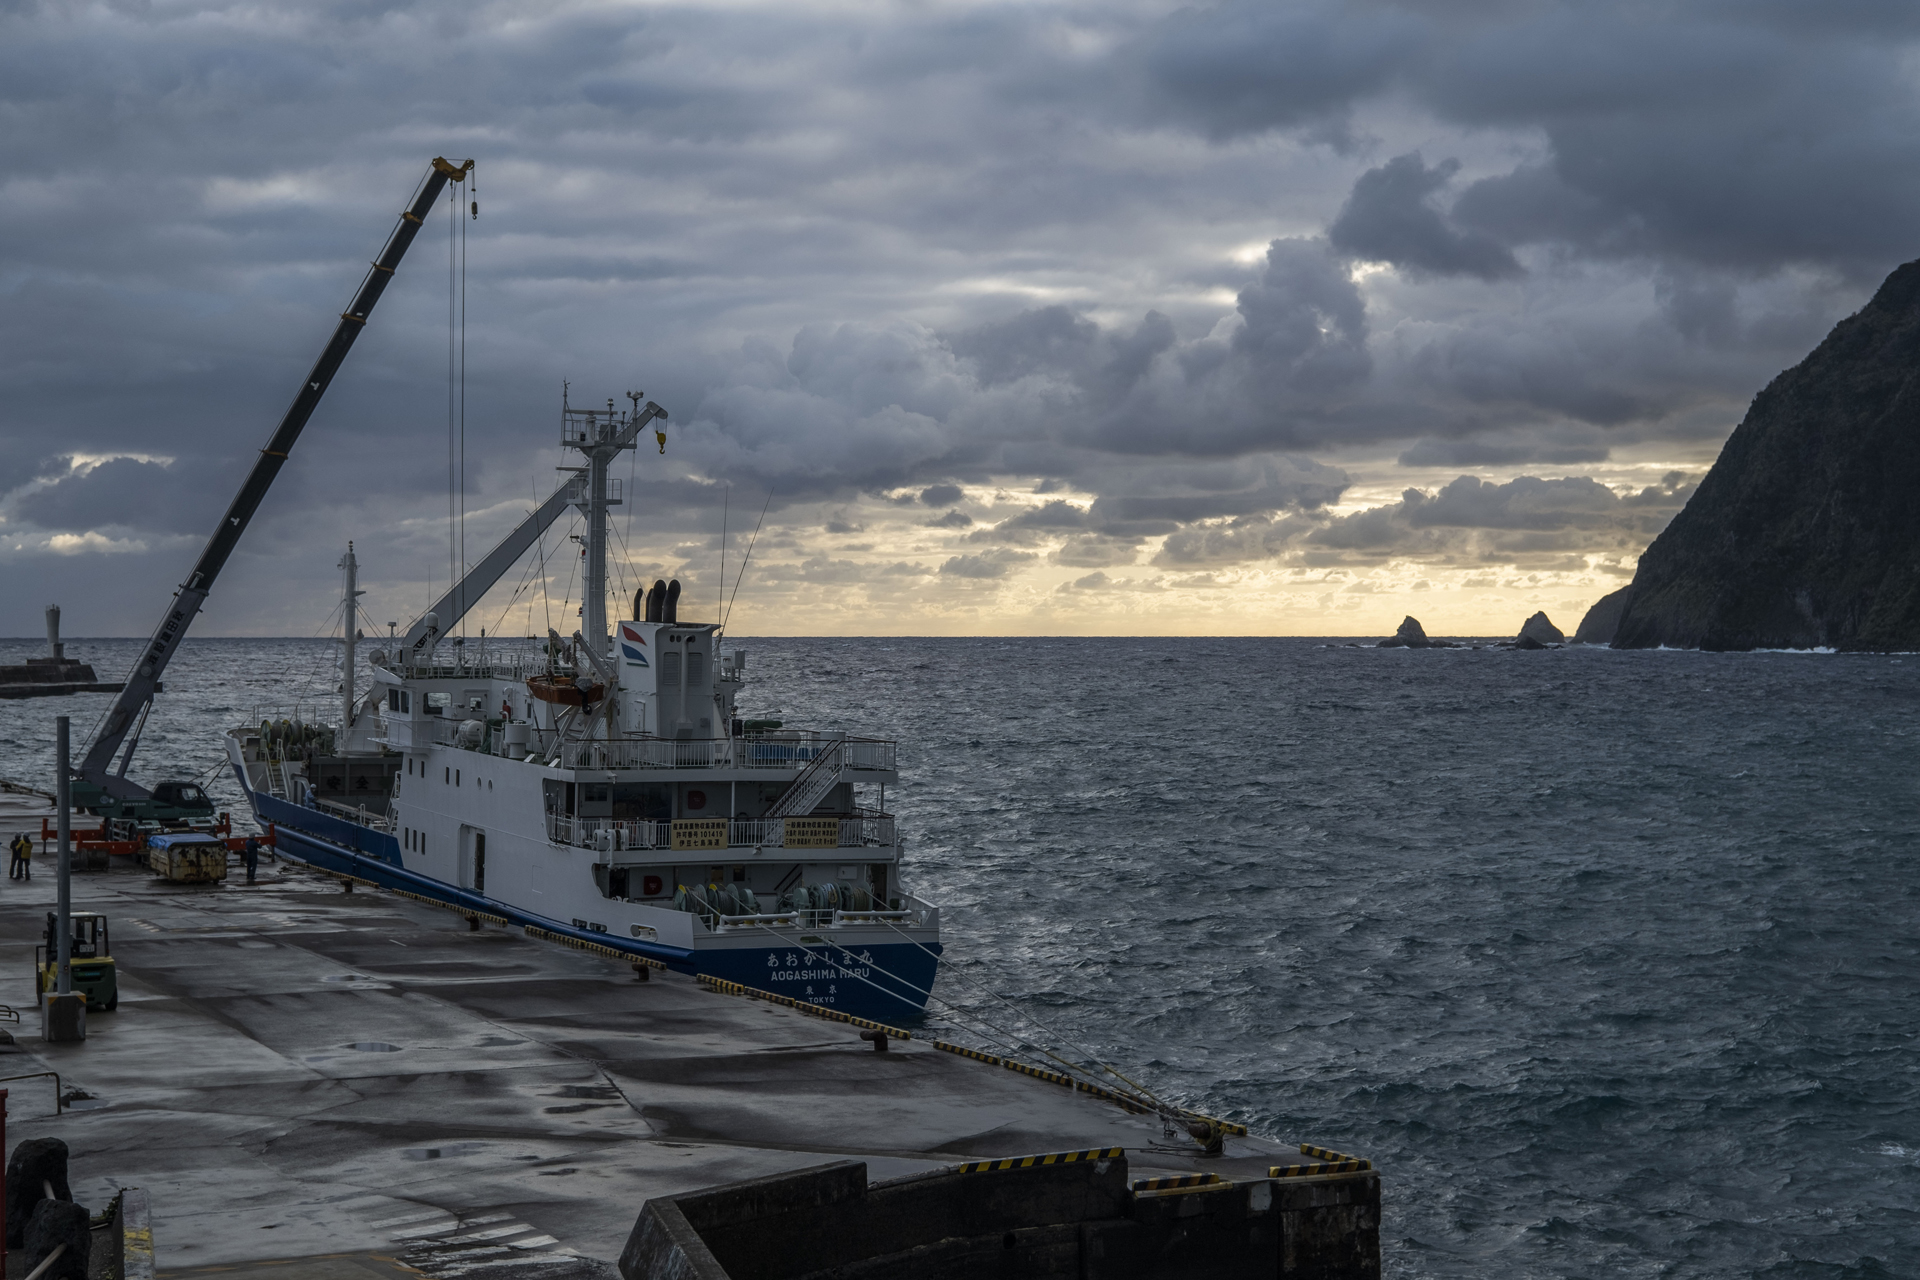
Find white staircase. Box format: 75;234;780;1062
765;739;847;818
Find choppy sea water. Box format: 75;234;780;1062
3;634;1917;1278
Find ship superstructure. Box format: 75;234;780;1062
223;393;941;1019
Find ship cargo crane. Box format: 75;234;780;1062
75;157;474;812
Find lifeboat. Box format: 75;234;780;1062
526;673;605;707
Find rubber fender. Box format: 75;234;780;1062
24;1199;89;1280
4;1137;70;1248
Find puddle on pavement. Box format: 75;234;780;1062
402;1141;488;1160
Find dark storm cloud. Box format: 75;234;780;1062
1396;434;1611;467
5;0;1919;631
1328;155;1522;281
1153;473;1698;568
1138;0;1920;276
12;459;211;536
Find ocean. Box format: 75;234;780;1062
3;634;1915;1278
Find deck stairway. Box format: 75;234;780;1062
764;738;846;817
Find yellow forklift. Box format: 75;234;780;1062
36;911;117;1011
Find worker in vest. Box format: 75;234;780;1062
9;831;32;880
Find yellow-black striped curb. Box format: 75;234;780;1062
1270;1143;1372;1178
388;886;509;928
1297;1143;1371;1168
696;975;912;1039
527;925;668;969
933;1041;1001;1066
1075;1080;1152;1115
953;1147;1122;1174
1131;1173;1225;1193
932;1041;1234;1130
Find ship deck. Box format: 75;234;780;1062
0;855;1286;1280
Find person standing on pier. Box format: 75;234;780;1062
243;835;260;884
9;830;32;880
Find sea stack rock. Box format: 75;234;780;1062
1379;616;1435;648
1612;258;1920;650
1513;611;1565;650
1574;585;1633;644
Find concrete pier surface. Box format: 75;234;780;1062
0;860;1287;1279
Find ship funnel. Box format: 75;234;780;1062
633;587;647;620
45;604;63;660
645;579;667;622
664;579;681;623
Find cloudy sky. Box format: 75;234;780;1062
4;0;1914;639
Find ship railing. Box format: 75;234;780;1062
712;913;802;931
312;795;397;833
704;905;917;931
546;812;895;851
380;652;536;681
737;732;895;772
389;715;896;774
524;731;894;773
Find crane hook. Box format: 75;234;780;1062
655;429;667;455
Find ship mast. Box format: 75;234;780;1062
339;543;362;735
562;389;641;658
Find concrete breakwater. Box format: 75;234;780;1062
0;857;1379;1279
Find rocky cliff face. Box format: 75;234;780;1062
1574;586;1633;644
1612;260;1920;651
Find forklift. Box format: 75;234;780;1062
36;911;117;1011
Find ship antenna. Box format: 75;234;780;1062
722;488;773;633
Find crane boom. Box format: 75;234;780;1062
396;400;667;658
80;157;474;799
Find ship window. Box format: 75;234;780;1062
427;691;449;715
445;767;450;784
456;769;461;787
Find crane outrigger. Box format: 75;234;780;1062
70;157;474;820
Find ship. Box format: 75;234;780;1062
220;393;943;1021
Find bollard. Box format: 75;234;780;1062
859;1029;889;1052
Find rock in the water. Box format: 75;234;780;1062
1574;585;1634;644
1378;616;1433;648
1614;258;1920;650
1517;612;1565;646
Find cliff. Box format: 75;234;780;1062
1574;586;1633;645
1613;259;1920;651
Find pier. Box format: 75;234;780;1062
0;860;1378;1279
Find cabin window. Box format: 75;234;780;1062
426;691;450;715
444;767;450;784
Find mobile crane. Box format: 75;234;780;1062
69;158;474;821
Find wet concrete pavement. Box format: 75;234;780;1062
0;858;1280;1278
